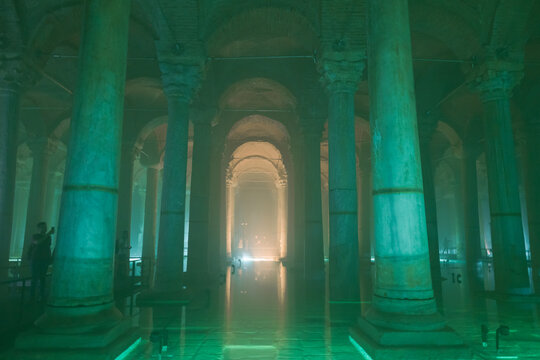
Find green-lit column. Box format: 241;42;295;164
154;63;201;292
462;138;483;290
319;57;363;301
17;0;132;349
0;81;19;280
525;118;540;293
115;141;137;282
474;68;530;295
365;0;442;330
142;165;160;288
418;119;443;304
22;138;57;260
187;108;214;284
301;119;325;285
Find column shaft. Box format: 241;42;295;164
303;131;325;282
115;143;136;281
525;119;540;292
41;0;131;328
225;179;235;258
328;90;359;301
23;139;54;259
0;86;19;280
462;141;483;290
367;0;441;329
155;97;190;290
482;95;530;294
419;138;443;303
142;167;159;288
187;120;212;281
277;181;288;260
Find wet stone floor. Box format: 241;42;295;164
119;261;540;359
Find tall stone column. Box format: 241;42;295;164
301;120;325;284
525;118;540;293
319;56;363;301
276;178;288;260
362;0;445;333
142;165;160;288
225;173;235;258
473;66;530;295
358;142;372;268
16;0;132;351
0;82;19;280
187;108;214;283
153;62;201;293
22;138;57;264
462;138;483;291
114;141;138;283
418;118;443;304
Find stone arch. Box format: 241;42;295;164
204;3;319;55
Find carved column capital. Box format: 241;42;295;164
27;137;59;157
317;51;365;94
0;55;39;91
159;59;204;102
469;60;523;102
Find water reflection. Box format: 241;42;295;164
123;260;540;359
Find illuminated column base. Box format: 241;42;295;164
14;0;135;355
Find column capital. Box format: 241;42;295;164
27;136;59;157
0;55;39;91
276;176;288;188
469;60;523;101
317;51;365;94
159;59;204;102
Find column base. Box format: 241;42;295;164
137;288;191;307
349;318;471;360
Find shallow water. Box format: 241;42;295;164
120;260;540;359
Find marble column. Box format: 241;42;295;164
0;82;19;280
358;143;373;298
225;173;235;258
22;138;57;260
462;138;483;290
365;0;442;330
115;141;138;282
187;109;213;283
418;119;443;304
525;118;540;292
154;63;201;292
474;68;530;295
319;57;363;301
17;0;132;349
276;178;288;260
301;120;325;284
142;165;160;288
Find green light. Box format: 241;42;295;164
349;336;374;360
115;337;142;360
